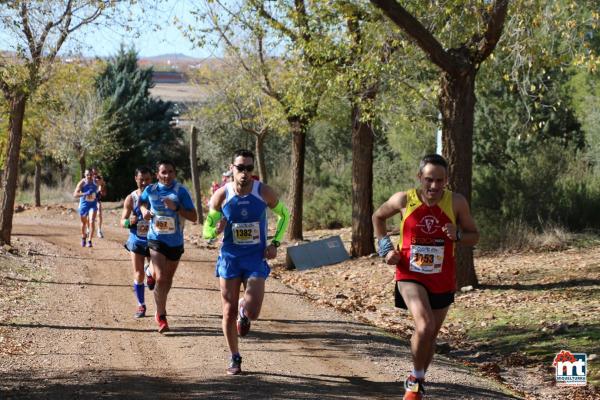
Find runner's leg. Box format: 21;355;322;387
88;210;97;241
240;277;265;320
397;282;436;372
424;307;449;371
150;250;178;316
220;277;242;354
132;251;146;306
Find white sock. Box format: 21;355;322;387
412;369;425;380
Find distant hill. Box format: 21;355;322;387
140;53;202;63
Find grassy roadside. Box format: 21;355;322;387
271;229;600;399
445;243;600;398
0;238;51;357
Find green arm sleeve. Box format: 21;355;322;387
203;209;222;239
271;201;290;242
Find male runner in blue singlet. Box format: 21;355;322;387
121;166;154;318
203;149;290;375
139;160;197;333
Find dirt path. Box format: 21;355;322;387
0;214;519;399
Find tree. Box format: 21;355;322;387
369;0;509;287
189;61;287;184
40;60;118;180
188;0;337;240
0;1;116;245
471;1;597;237
94;47;184;199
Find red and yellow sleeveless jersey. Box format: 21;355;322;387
395;188;456;293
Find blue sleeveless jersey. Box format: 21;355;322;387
140;180;195;247
78;181;98;209
220;181;268;262
128;190;150;246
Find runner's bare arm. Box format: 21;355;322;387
139;201;152;221
373;192;406;264
161;196;197;222
97;178;107;197
372;191;407;238
452;193;479;246
73;181;87;198
120;195;135;227
176;204;197;223
210;186;227;212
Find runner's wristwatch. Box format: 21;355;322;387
455;229;462;242
271;240;280;248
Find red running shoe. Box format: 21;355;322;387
134;304;146;318
155;313;169;333
144;264;155;291
403;375;425;400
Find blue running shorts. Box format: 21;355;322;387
124;239;150;257
215;255;270;280
79;203;97;216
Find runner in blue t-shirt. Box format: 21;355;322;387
203;149;290;375
121;166;154;319
139;160;197;333
73;169;98;248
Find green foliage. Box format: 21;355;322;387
471;2;600;249
94;47;184;200
569;69;600;170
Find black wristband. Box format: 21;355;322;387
455;229;462;242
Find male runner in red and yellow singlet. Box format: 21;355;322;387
372;154;479;400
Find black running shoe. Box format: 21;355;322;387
226;354;242;375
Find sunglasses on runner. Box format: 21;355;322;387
234;164;254;173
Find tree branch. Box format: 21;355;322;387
475;0;509;63
249;0;298;41
19;2;37;59
293;0;311;44
369;0;467;75
257;32;280;101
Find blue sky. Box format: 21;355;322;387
75;0;213;58
0;0;215;59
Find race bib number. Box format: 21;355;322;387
409;239;444;274
137;220;149;237
154;216;176;234
232;222;261;245
85;192;96;202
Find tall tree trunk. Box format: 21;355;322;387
0;95;27;245
287;117;306;241
350;101;375;257
34;159;41;207
189;125;203;222
439;68;478;288
255;135;267;184
78;154;86;179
